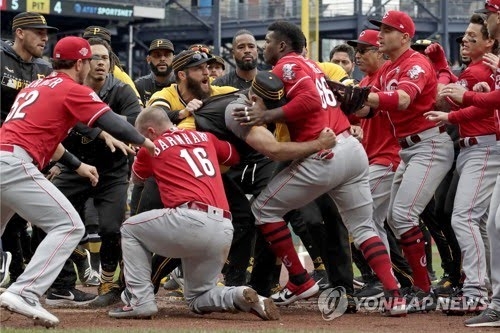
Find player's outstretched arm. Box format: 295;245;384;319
52;143;99;186
244;126;336;161
94;111;155;155
98;131;136;156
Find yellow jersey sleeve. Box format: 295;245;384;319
113;66;143;106
316;62;348;82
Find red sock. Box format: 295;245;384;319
359;236;399;294
258;222;306;276
400;226;430;292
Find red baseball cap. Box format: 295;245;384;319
369;10;415;38
53;36;92;61
475;0;500;13
347;29;379;47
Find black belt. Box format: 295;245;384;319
398;126;446;149
186;201;232;220
458;137;478;148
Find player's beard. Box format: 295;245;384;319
235;57;257;71
186;76;210;100
150;62;172;78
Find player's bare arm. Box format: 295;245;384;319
243;126;336;161
98;131;136;156
232;104;285;126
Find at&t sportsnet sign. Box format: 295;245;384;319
72;2;132;19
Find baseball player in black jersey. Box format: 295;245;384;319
46;38;141;307
212;30;259;90
134;39;176;106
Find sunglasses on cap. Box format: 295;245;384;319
180;51;212;68
190;45;211;54
191;51;210;61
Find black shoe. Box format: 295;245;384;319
45;287;97;307
440;289;489;316
310;269;330;290
354;280;384;300
90;282;122;308
433;274;459;297
403;286;436;313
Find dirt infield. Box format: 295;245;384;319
1;288;498;332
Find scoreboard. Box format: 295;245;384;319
1;0;134;20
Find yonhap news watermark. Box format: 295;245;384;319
316;286;489;320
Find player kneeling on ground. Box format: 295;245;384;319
109;107;279;321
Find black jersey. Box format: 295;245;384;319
1;40;53;122
212;70;254;90
134;72;174;106
62;74;142;173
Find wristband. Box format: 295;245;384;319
59;149;82;171
376;91;399;111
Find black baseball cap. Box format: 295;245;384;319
209;55;225;70
83;26;112;43
172;50;213;72
251;71;286;109
148;39;174;54
12;12;58;32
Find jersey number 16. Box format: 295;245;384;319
180;147;216;178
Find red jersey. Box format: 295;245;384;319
358;72;401;170
0;72;110;169
462;69;500;136
372;49;438;138
446;61;496;138
132;129;239;210
273;53;350;142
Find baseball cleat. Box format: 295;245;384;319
464;308;500;327
402;286;437;313
0;291;59;327
234;287;280;321
108;302;158;319
354;280;384;300
45;287;97;307
310;269;330;290
270;277;319;306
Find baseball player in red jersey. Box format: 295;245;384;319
348;29;401;252
232;21;405;316
0;36;154;327
109;107;279;321
424;13;499;315
357;11;454;311
439;2;500;325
